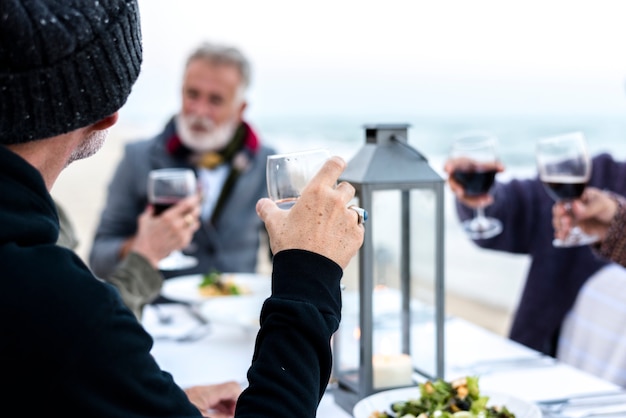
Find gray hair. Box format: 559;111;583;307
186;42;252;92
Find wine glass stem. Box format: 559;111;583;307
475;206;487;221
563;201;573;213
563;201;577;229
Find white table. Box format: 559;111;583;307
143;304;620;417
442;317;619;400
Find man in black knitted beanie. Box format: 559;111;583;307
0;1;364;416
0;0;244;415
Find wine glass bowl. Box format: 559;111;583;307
451;158;499;197
266;149;330;209
148;168;199;270
536;131;597;247
449;133;503;240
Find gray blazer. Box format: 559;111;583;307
89;118;275;281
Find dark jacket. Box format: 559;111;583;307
0;145;342;417
0;145;199;416
56;201;162;320
455;153;626;356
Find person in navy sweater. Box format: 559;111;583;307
445;152;626;356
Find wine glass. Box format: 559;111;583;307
449;132;503;240
536;131;598;247
148;168;199;270
266;148;330;209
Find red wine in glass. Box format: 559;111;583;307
152;198;181;216
542;178;587;202
452;167;498;197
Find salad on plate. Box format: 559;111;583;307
369;376;516;418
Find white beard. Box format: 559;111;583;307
176;113;238;153
67;129;108;166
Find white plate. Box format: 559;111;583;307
200;295;267;331
353;387;542;418
161;273;271;304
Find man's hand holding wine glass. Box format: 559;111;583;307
536;131;599;247
552;187;619;244
131;194;201;269
258;156;364;269
444;157;505;209
142;168;201;270
445;133;504;240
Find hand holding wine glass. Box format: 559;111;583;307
259;155;365;269
447;132;503;240
131;194;201;268
536;131;598;247
266;148;368;224
148;168;199;270
552;187;618;244
266;148;331;209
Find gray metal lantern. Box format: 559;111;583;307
333;124;445;413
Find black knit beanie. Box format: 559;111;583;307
0;0;143;144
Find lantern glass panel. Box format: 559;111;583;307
409;188;440;378
370;189;439;377
335;189;441;381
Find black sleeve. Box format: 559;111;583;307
235;249;343;418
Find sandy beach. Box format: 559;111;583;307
51;125;530;337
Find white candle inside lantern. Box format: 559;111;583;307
372;338;413;388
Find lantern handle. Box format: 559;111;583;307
390;134;428;161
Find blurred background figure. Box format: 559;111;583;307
444;151;626;363
89;42;276;298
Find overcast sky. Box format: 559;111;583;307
122;0;626;124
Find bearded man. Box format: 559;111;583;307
89;42;276;287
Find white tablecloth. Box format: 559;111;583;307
142;303;620;417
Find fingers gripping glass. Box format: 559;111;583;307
266;149;368;225
536;132;598;247
148;168;199;270
266;149;331;209
449;133;503;240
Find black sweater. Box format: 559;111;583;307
0;144;342;417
